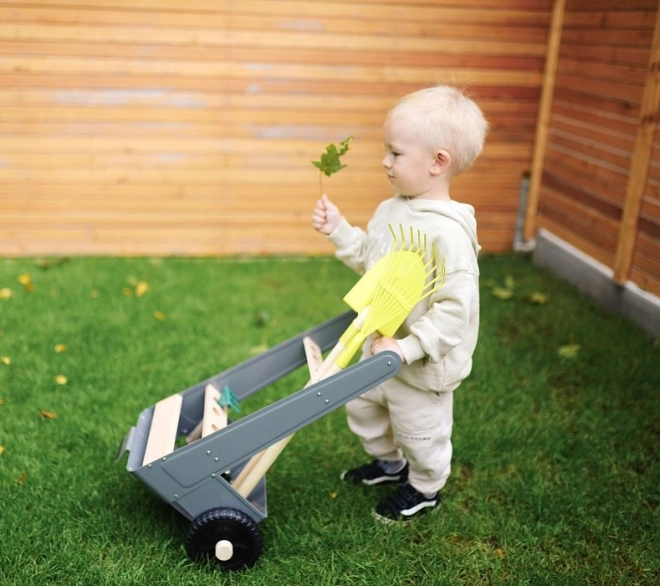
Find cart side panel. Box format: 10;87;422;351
121;312;357;467
160;352;401;489
176;310;357;434
171;476;267;522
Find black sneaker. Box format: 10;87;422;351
373;483;440;524
340;460;409;486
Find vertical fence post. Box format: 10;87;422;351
613;6;660;285
523;0;566;243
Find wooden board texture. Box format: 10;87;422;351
538;0;659;294
1;0;657;300
0;0;550;256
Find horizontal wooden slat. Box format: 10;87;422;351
0;73;543;102
538;191;619;248
0;88;539;112
629;269;660;296
559;42;651;67
544;148;629;192
633;237;660;273
546;131;632;172
641;197;660;225
0;6;551;41
0;25;549;56
552;86;642;119
554;58;648;86
633;220;660;296
554;72;649;103
0;40;546;71
0;106;539;130
551;103;640;136
563;10;658;29
3;1;553;23
537;215;615;269
548;116;637;155
560;27;654;48
564;0;657;13
0;60;543;90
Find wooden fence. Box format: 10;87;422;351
525;0;660;296
2;0;658;299
0;0;550;256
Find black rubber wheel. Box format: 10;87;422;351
184;508;262;571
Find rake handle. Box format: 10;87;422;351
232;360;343;498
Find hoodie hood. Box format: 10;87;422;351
398;196;481;257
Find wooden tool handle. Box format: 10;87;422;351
232;310;367;498
235;435;293;498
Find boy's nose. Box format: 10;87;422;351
381;155;391;168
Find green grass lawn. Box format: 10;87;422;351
0;254;657;585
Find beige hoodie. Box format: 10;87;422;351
328;195;480;393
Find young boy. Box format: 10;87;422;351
311;85;488;523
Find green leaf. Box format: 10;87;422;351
312;136;354;177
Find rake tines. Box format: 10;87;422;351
389;223;446;302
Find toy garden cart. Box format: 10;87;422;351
117;310;402;571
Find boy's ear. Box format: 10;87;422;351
431;149;452;175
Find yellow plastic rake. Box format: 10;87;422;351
232;225;444;498
315;224;445;378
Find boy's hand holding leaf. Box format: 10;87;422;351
312;194;343;235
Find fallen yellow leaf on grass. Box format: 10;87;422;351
491;287;513;300
0;445;5;456
0;398;5;406
135;280;149;297
55;344;67;353
1;356;10;365
250;343;270;356
41;409;58;419
17;472;27;484
529;292;549;304
55;375;68;385
18;273;36;292
153;310;166;321
0;288;13;299
558;343;581;359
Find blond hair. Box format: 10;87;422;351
387;85;488;177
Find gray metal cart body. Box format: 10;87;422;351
118;310;402;570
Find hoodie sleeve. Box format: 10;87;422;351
326;218;369;275
395;213;479;365
397;269;477;364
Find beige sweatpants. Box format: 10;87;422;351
345;376;454;495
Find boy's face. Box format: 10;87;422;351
381;115;439;198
